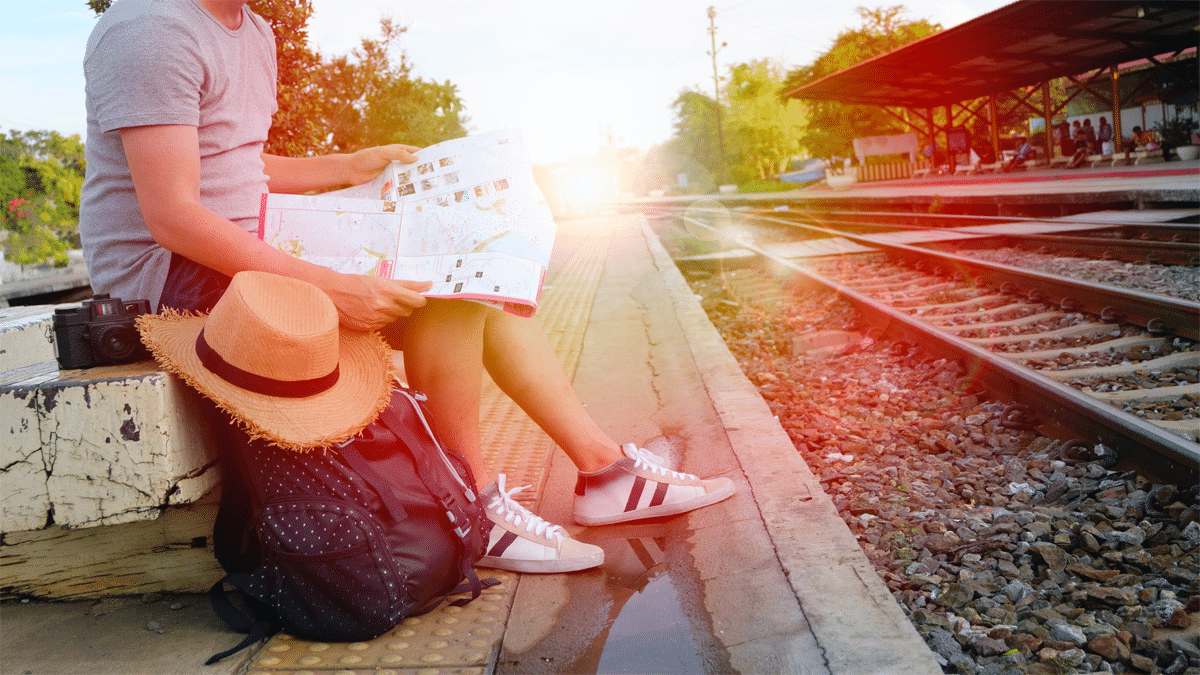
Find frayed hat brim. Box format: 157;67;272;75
137;309;393;452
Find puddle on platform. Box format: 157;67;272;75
542;524;719;675
595;571;703;674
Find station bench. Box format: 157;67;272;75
0;304;223;600
1112;150;1166;167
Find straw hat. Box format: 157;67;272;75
136;270;394;452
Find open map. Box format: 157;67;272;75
258;130;556;316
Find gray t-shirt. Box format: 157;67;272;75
80;0;277;309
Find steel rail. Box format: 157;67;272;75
767;209;1200;248
634;202;1200;242
744;212;1200;343
671;211;1200;485
922;232;1200;267
755;206;1200;234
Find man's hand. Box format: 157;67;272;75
320;273;432;333
344;144;422;186
262;143;422;195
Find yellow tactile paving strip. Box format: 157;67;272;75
247;218;615;675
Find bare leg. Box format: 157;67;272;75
392;299;492;484
389;300;622;487
480;309;622;473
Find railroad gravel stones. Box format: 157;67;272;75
686;269;1200;675
965;248;1200;304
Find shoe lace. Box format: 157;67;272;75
488;474;564;541
623;444;698;480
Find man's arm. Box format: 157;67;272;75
261;144;422;194
122;124;430;330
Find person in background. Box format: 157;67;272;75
1001;135;1036;172
1096;117;1114;155
1120;125;1159;163
1067;123;1094;168
1081;118;1097;154
1053;122;1068;158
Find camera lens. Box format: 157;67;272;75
92;324;141;362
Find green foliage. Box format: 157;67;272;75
780;5;941;160
725;59;806;182
312;20;469;153
665;90;724;190
736;179;795;194
1154;116;1199;148
665;60;804;190
249;0;326;156
1;130;85;266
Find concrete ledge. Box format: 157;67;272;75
0;305;60;373
2;359;222;532
2;304;221;534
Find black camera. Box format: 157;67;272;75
52;294;153;369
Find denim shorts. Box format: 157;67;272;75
158;253;231;313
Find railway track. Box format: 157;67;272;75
652;204;1200;485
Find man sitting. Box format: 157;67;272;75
1122;126;1155;159
1001;136;1036;172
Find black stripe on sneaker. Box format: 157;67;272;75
628;537;657;571
624;476;647;512
488;530;519;557
649;480;669;507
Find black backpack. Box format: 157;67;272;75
205;387;491;664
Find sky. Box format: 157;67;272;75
1;0;1012;164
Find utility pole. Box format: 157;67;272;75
707;5;727;184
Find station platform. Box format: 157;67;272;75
0;213;941;675
805;159;1200;204
654;159;1200;215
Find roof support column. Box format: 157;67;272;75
988;94;1000;163
945;104;956;173
1041;81;1053;161
927;108;936;165
1111;69;1123;147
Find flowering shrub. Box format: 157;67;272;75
1;130;83;267
5;193;72;267
7;196;29;220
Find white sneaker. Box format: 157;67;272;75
477;475;604;573
573;444;735;526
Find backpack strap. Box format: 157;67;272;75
375;390;488;605
205;574;280;665
335;443;410;524
378;394;477;535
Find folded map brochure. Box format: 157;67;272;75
257;129;556;317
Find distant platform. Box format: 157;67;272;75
641;160;1200;216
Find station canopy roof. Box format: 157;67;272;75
784;0;1200;110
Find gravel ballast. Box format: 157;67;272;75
685;267;1200;675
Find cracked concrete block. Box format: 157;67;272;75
2;361;222;532
0;305;59;374
39;368;221;529
1;384;52;532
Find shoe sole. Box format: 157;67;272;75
573;479;735;527
475;550;604;574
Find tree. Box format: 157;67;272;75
780;5;941;161
1;130;86;266
309;20;469;154
664;90;724;192
725;60;805;181
249;0;326;156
